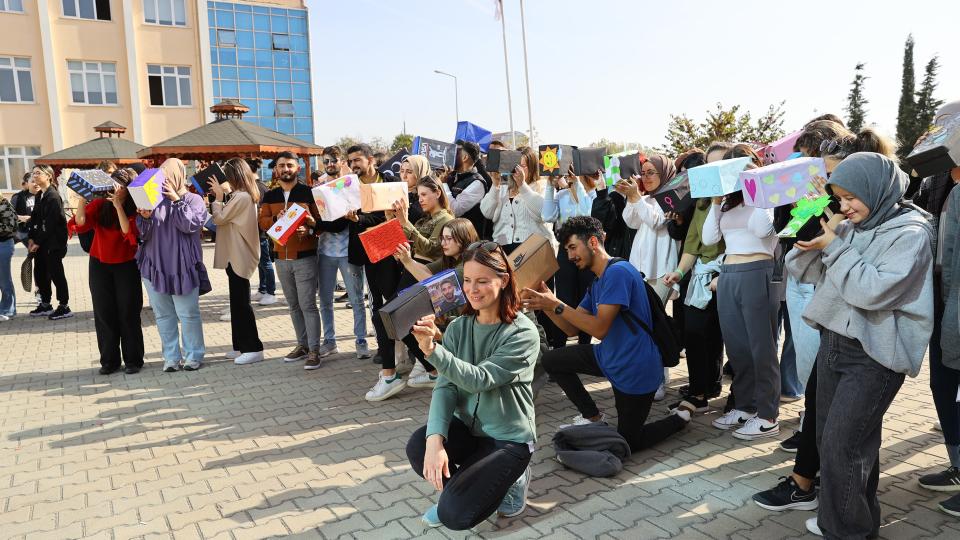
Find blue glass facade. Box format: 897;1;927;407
207;1;314;144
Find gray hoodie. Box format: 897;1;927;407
938;184;960;369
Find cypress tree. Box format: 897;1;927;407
895;35;917;158
913;56;944;149
845;63;869;132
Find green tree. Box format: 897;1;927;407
912;56;944;150
895;34;917;156
390;133;413;152
587;138;627;154
845;63;869;132
661;102;786;155
333;136;361;151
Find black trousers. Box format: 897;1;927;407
406;417;531;530
794;359;820;480
227;265;263;353
554;247;593;346
365;259;400;362
36;247;68;305
544;344;686;452
684;296;724;397
89;258;144;369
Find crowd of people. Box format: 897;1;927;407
0;101;959;538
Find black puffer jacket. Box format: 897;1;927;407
28;188;68;252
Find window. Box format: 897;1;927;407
144;0;186;26
271;33;289;51
0;56;34;103
62;0;111;20
217;29;235;47
275;99;294;117
1;0;25;13
147;64;191;107
67;61;118;105
0;146;41;191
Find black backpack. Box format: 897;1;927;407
599;258;682;368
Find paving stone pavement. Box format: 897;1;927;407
0;241;958;540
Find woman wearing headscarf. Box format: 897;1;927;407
396;154;431;226
136;158;210;372
786;152;933;538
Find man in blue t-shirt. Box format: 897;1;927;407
521;216;689;451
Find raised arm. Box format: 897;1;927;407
701;203;723;246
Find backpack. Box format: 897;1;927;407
0;198;17;238
600;258;682;368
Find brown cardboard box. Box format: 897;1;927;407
379;285;435;340
360;182;409;212
508;235;559;291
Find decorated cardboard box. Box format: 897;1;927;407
359;218;407;263
759;130;803;165
421;269;467;316
740;157;826;209
267;204;309;246
508;234;559;291
777;195;841;241
413;136;457;169
128;168;165;210
191;162;225;196
311;174;360;221
67;169;115;200
486;149;523;174
573;147;607;176
538;145;575;176
379;284;435;340
378;149;409;181
360;181;409;213
602;151;634;187
907;114;960;178
688;156;752;198
652;171;692;213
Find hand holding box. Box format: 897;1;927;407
740;157;826;208
688;157;752;198
360;182;409;213
129;168;165;210
267;204;309;246
359;218;408;263
312;174;360;221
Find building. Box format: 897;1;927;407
0;0;313;191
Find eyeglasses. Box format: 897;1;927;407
322;158;338;165
819;139;843;156
638;170;660;178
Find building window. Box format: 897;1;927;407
275;99;294;117
271;33;289;51
0;56;34;103
0;146;41;191
144;0;186;26
147;64;191;107
67;61;118;105
217;30;235;47
1;0;25;13
62;0;111;20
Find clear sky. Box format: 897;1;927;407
306;0;960;149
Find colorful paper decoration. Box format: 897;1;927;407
191;162;226;196
359;218;407;263
311;174;360;221
378;149;409;181
652;171;692;213
412;136;457;169
740;157;826;209
573;147;607;176
688;157;752;198
379;284;434;340
538;144;575;176
777;195;838;240
128;168;165;210
758;130;802;165
360;181;409;213
602;151;633;187
67;169;115;200
486;149;523;174
267;204;309;246
907;113;960;178
508;234;559;291
454;121;493;153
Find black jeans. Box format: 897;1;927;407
683;295;724;397
544;344;686;452
793;358;820;480
365;259;400;362
36;247;68;305
554;247;593;346
929;294;960;448
227;265;263;353
89;258;144;369
816;330;904;540
406;417;531;530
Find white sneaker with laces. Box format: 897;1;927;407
712;409;757;430
654;384;666;401
733;417;780;440
408;371;438;389
408;362;427;380
559;412;607;430
365;374;406;402
251;292;264;302
258;294;278;306
234;351;264;365
225;350;241;359
805;517;823;537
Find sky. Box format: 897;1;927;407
307;0;960;150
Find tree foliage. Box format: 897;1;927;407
845;63;869;132
913;57;944;144
661;102;786;155
390;133;414;153
895;34;917;154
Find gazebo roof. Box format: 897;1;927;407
36;122;146;167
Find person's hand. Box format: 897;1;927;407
520;281;561;312
711;196;724;205
109;185;128;210
490;171;501;187
512;164;526;186
795;218;838;251
665;211;684;225
207;178;225;201
423;434;450;492
393;242;413;264
162;179;180;202
662;271;682;286
708;276;719;292
441;165;453;183
345;209;359;222
411;314;440;356
27;240;38;253
295;225;308;238
615;177;641;202
809;175;829;197
393;197;409;225
138;209;153;219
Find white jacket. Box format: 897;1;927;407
480;180;556;248
623;196;679;280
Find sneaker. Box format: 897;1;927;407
336;283;346;292
559;412;606;430
284;345;309;363
162;361;180;373
316;342;339;358
98;365;120;375
225;350;242;359
408;371;438;389
251;291;264;302
258;293;278;306
30;303;54;317
356;340;373;360
220;311;232;322
422;504;442;528
753;476;819;511
919;467;960;492
733;417;780;440
365;373;406;401
234;351;264;365
805;517;823;536
669;396;710;414
182;361;202;371
371;354;384;365
335;292;350;303
673;408;692;423
123;365;141;374
303;351;323;370
779;430;803;452
712;409;756;430
498;466;531;518
654;384;666;401
934;421;943;432
408;362;427;380
940;492;960;517
0;315;9;322
48;305;73;320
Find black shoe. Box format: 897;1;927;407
940;492;960;517
753;476;818;511
48;305;73;320
335;292;349;303
668;396;709;413
29;303;54;317
779;430;803;453
372;354;383;365
919;466;960;492
163;365;179;373
98;366;120;375
124;366;141;374
336;283;346;292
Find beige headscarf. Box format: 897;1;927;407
160;158;188;196
403;155;431;181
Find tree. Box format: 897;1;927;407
333;136;361;151
587;138;627;154
895;34;917;155
912;56;944;149
661;102;786;155
845;63;869;132
390;133;413;152
368;137;388;153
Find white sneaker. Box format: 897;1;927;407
258;294;278;306
316;342;339;358
654;384;666;401
251;291;264;302
733;417;780;440
0;315;9;322
225;350;241;359
365;374;407;402
712;409;757;430
408;371;438;389
805;517;823;537
407;362;427;380
234;351;264;365
559;412;607;430
220;311;232;322
935;421;943;432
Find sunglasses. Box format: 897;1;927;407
819;139;843;156
322;158;338;165
467;240;501;252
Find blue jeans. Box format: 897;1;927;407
777;302;801;397
143;279;205;366
786;274;819;388
257;237;275;295
0;239;15;317
317;253;366;345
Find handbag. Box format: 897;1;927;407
20;252;33;292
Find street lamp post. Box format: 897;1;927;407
434;70;459;125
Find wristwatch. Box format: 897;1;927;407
554;303;565;315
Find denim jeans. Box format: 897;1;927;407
0;238;15;317
778;302;801;397
143;279;205;366
275;257;321;350
816;330;904;539
929;290;960;465
317;253;367;345
257;237;275;295
786;274;819;388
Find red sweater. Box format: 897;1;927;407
69;198;140;264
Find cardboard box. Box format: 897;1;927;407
421;269;467;316
413;136;457;169
312;174;360;221
378;149;409;181
538;145;575;176
360;182;409;213
486;149;523;174
602;151;635;187
573;147;607;176
508;234;559;291
267;204;309;246
359;218;407;263
191;163;226;196
759;130;802;165
128;168;165;210
67;169;115;200
652;171;692;213
907;114;960;178
740;157;826;208
379;285;435;340
777;195;841;241
688;156;752;198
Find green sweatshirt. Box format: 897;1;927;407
426;313;540;444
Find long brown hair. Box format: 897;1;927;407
416;175;451;214
515;146;540;186
223;158;261;203
441;218;478;269
461;243;520;324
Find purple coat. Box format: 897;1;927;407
136;193;209;296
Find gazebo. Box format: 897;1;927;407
136;100;324;178
35;121;146;170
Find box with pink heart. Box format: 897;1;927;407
739;157;826;209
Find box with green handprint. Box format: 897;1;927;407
777;195;840;242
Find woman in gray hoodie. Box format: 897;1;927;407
786;152;934;538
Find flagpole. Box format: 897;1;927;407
498;0;517;148
519;0;533;147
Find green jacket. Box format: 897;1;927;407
426;313;540;444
